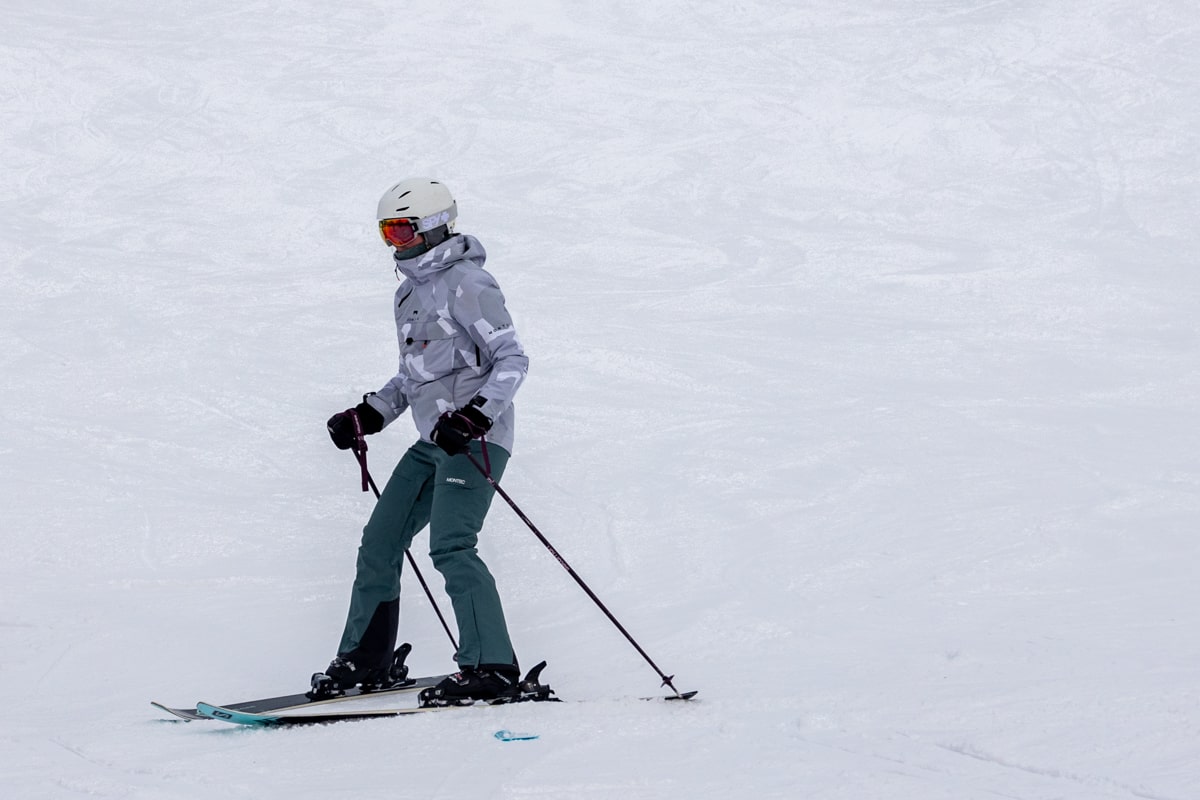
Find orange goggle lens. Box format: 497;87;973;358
379;219;421;248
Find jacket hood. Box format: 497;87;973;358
393;234;487;282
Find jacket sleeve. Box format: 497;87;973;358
451;269;529;422
365;374;410;427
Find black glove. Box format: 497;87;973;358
327;400;384;450
430;398;492;456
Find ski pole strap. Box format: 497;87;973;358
350;410;370;492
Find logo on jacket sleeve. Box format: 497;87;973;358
473;319;514;342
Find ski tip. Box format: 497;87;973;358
151;700;205;721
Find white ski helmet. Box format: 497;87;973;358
376;178;458;257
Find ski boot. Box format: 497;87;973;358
360;643;413;693
418;661;557;707
307;643;413;699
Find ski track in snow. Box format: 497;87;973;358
2;1;1199;798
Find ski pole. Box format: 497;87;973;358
466;446;692;699
345;417;459;654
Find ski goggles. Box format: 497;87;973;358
378;218;421;249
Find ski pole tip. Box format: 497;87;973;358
659;676;697;700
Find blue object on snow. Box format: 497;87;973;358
494;729;539;741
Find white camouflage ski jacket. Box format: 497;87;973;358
364;234;528;453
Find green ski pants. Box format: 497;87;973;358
336;439;515;670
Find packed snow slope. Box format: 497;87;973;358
2;1;1198;798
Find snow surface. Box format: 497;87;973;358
2;1;1199;798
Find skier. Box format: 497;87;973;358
316;178;529;705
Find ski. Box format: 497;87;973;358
195;661;559;728
155;656;693;726
151;643;447;722
195;700;459;726
152;675;445;721
194;689;693;728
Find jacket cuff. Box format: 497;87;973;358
364;392;400;428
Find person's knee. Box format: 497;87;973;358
429;541;478;567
